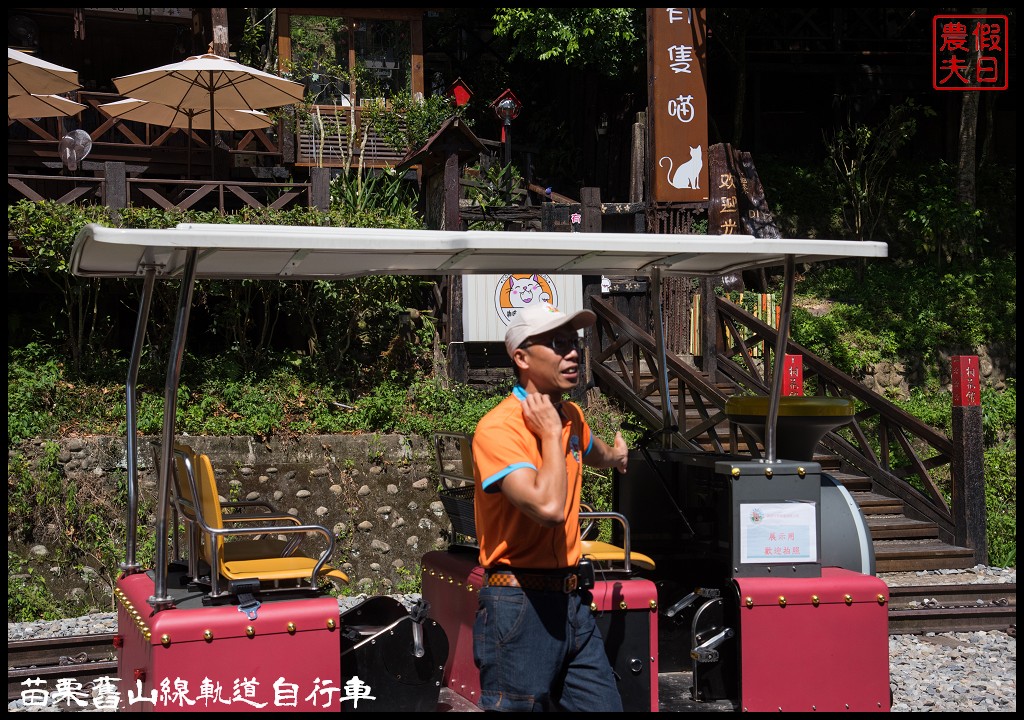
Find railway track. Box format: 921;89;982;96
8;633;118;706
887;582;1016;635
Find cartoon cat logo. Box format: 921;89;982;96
494;274;557;325
659;145;703;190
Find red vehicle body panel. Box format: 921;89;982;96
734;567;891;712
114;572;341;712
422;548;660;712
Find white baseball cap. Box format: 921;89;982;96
504;302;596;358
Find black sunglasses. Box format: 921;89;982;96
522;335;581;355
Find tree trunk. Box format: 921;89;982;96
956;90;979;208
730;30;747;148
956;8;986;209
954;8;987;264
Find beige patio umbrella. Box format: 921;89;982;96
8;92;86;119
8;47;80;96
112;54;304;178
99;98;273;178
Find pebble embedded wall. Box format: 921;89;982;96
16;433;456;604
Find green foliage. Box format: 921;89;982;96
823;98;935;241
7;201;114;272
7;343;63;443
980;378;1016;444
463;160;526;229
8;445;157;621
236;9;281;73
325;377;505;437
754;156;841;239
8;201;122;374
893;380;1015;447
362;92;468;153
9;359;506;441
896;161;986;266
330;168;422;224
8;552;67;622
791;256;1016;380
283;14;353;106
579;394;643;530
393;564;422;594
492;8;644;77
983;440;1016;568
789;305;894;377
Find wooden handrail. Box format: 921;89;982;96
8;165;330;215
589;293;958;545
712;296;956;539
591;296;756;455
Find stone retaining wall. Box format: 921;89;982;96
12;433;462;607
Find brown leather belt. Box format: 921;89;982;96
485;569;578;594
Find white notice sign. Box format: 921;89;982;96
739;502;818;564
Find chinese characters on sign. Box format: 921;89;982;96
647;7;709;202
740;502;818;564
19;674;374;710
951;355;981;407
783;354;804;397
933;15;1009;91
708;144;783;239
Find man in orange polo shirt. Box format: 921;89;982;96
472;301;629;712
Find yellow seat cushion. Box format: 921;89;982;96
220;554;349;583
581;540;656;571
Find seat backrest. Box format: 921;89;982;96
188;451;349;591
459;435;475;478
433;432;475;484
192;451;227;564
171;443;200;522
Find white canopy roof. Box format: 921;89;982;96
71;223;888;280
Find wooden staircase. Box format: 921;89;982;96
815;456;976;572
596;361;978;574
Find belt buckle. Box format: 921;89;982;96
562;574;578;594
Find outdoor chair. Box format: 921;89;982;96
173;447;349;597
170;443;305;583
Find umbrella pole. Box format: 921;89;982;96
209;78;216;180
187;115;192;181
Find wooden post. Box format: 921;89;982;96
103;162;127;211
447;278;467;384
443;152;461;231
580;187;601;232
577;188;603;405
700;278;718;381
950;355;987;564
309;167;329;211
442;150;467;383
210;9;229;56
630;111;646;206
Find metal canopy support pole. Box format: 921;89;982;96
122;267;156;575
764;254;796;463
651;265;677;445
150;249;199;610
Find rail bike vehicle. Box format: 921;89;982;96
70;223;891;712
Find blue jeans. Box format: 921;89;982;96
473;585;623;712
